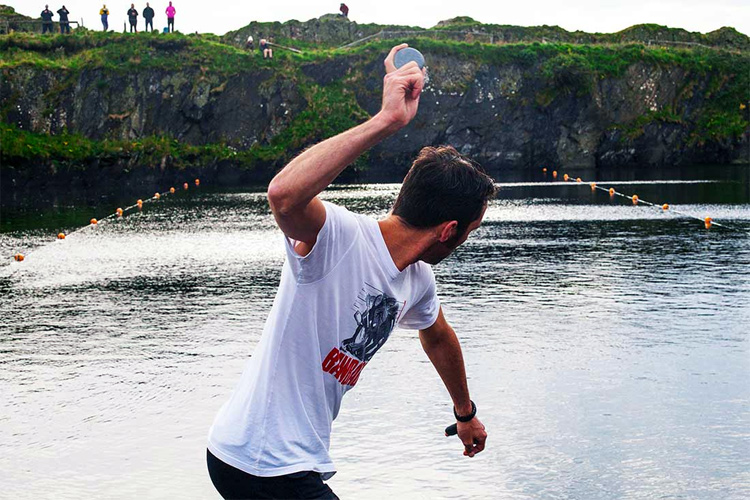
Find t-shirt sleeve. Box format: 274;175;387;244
398;265;440;330
282;201;360;284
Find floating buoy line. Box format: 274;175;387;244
6;168;729;266
9;178;201;265
544;168;728;230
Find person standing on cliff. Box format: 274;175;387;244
339;3;349;18
57;5;70;34
40;5;54;34
165;1;175;33
207;44;490;499
127;4;138;32
99;5;109;31
143;3;154;32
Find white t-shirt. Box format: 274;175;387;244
208;201;440;479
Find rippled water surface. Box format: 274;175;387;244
2;167;749;499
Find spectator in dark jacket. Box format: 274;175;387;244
339;3;349;17
57;5;70;33
40;5;54;34
127;4;138;33
143;3;155;32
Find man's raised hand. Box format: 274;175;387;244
379;44;426;130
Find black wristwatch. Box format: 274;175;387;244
453;400;477;422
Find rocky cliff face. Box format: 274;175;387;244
3;65;302;149
382;58;747;170
1;35;748;187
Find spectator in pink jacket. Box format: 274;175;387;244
165;1;175;32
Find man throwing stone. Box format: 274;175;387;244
207;44;491;499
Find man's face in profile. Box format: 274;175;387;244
420;206;487;265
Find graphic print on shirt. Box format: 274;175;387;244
321;283;404;387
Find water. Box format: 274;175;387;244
1;167;749;499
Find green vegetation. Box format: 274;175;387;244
254;81;370;162
1;29;747;78
221;15;420;51
0;31;287;75
431;18;749;51
339;37;748;78
1;124;253;170
0;5;18;16
613;109;683;141
540;53;594;95
0;4;37;34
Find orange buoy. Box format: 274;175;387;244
195;178;200;186
116;208;124;217
137;199;143;209
563;174;570;181
170;187;176;194
90;218;98;225
552;170;558;178
590;182;596;190
576;177;582;183
14;254;24;262
154;193;161;200
662;203;669;210
632;195;639;205
542;167;547;173
705;217;712;229
183;182;189;190
609;188;615;196
57;233;66;240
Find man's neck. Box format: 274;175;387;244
378;216;435;271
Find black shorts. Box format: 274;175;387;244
206;449;339;499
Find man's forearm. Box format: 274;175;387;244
420;327;473;416
268;112;398;214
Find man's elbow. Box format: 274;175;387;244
267;178;293;216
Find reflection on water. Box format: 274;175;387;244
1;167;749;499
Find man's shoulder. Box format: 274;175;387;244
321;200;364;227
409;260;435;281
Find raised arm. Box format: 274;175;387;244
267;44;424;253
420;307;487;458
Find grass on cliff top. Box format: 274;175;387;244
2;29;748;77
0;30;298;75
431;20;749;50
0;123;253;169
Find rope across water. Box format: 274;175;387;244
9;179;201;266
544;168;727;229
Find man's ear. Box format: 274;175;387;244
438;220;458;243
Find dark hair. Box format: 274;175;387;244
392;146;497;234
